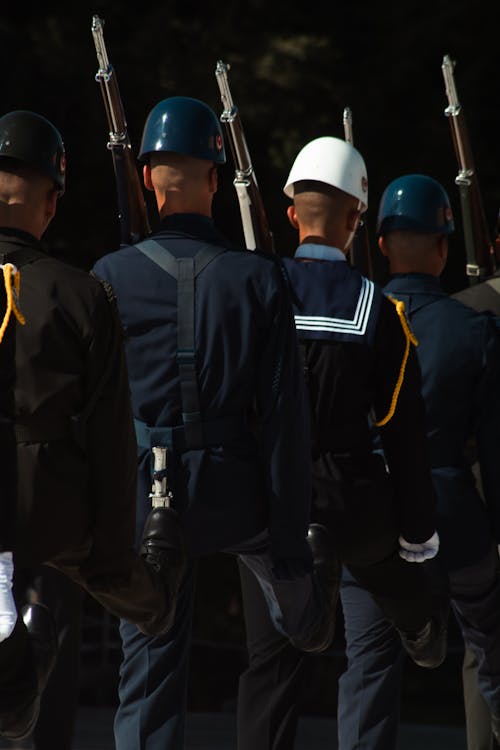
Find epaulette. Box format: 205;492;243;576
89;270;127;341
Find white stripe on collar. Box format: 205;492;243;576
294;276;375;336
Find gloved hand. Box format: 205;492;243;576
0;551;17;641
398;531;440;563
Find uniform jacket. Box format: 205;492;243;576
0;272;16;551
283;244;436;554
384;273;500;569
93;214;312;562
0;228;170;633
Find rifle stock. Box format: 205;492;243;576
215;60;274;253
442;54;495;284
92;15;150;245
342;107;373;279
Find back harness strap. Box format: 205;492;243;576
135;238;230;450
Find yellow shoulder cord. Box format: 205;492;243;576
0;263;26;344
373;295;418;427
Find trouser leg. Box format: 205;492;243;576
236;539;321;642
0;616;37;722
338;567;405;750
346;551;448;634
450;545;500;719
237;557;307;750
31;566;83;750
463;644;497;750
114;564;195;750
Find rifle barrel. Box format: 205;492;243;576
91;15;110;73
343;107;353;144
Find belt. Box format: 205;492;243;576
134;414;248;453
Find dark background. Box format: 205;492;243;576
1;0;498;725
1;1;499;292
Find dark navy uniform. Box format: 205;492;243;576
237;243;443;750
93;215;320;750
338;272;500;749
454;273;500;750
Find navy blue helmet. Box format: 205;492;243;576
138;96;226;165
376;174;454;236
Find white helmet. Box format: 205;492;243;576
283;136;368;210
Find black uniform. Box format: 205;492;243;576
237;243;443;750
0;228;172;635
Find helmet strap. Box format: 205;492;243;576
344;200;362;251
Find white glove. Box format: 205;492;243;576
399;531;440;563
0;551;17;641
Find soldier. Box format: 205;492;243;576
92;96;340;750
0;109;183;741
237;138;449;750
452;211;500;750
334;173;500;750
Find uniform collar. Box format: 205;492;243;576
384;272;446;296
158;213;224;242
160;214;214;232
0;227;40;247
294;243;346;262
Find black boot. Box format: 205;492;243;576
0;603;57;740
140;505;186;598
290;523;341;654
398;612;447;669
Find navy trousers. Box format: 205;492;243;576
463;645;499;750
338;545;500;750
338;567;405;750
114;534;322;750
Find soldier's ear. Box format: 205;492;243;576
143;164;154;192
378;235;389;257
208;165;218;194
438;234;448;257
287;205;299;229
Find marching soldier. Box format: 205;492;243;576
237;139;449;750
92;95;340;750
0;109;183;740
336;174;500;750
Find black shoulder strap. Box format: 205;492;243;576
135;238;227;449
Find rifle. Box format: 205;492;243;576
91;15;150;245
441;54;495;284
342;107;373;279
215;60;274;253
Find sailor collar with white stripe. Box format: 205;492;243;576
294;243;346;262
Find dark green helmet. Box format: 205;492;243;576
138;96;226;165
0;110;66;195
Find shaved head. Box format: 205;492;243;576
0;159;57;238
288;179;362;250
145;152;217;217
379;230;447;276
